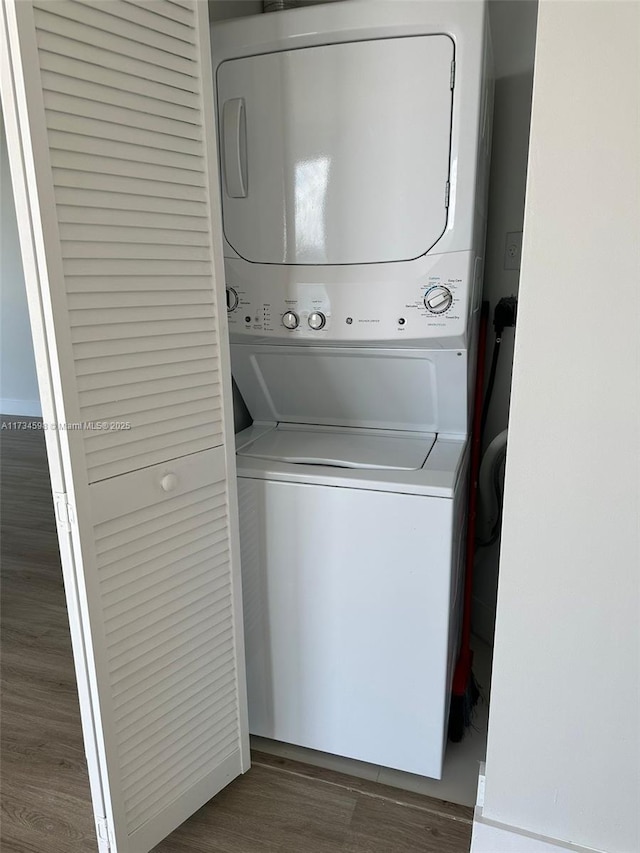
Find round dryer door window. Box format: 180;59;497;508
217;36;454;266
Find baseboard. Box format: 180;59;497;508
0;398;42;417
471;768;605;853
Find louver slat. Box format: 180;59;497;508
68;276;213;294
48;113;204;157
78;369;218;403
53;167;206;199
36;30;199;93
33;6;198;75
112;652;235;726
61;225;210;246
93;377;219;412
103;556;229;627
74;347;218;379
83;0;195;42
43;78;201;127
65;260;211;278
125;719;238;829
38;52;201;110
59;208;210;232
34;0;197;59
117;675;236;751
123;0;195;27
68;290;213;309
112;651;235;724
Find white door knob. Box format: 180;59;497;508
161;473;179;492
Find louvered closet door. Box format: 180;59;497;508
0;1;249;852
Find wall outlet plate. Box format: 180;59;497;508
504;231;523;270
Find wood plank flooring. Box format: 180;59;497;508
1;417;473;853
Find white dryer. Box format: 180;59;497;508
211;0;493;779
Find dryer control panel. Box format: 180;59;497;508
225;252;481;344
224;251;480;346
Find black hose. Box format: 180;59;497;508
480;335;501;441
475;297;518;547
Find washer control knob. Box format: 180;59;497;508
424;285;453;314
226;287;239;312
282;311;299;330
308;311;326;330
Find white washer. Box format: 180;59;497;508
236;424;468;779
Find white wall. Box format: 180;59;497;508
477;3;640;851
0;110;40;416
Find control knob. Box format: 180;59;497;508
308;312;326;330
424;285;453;314
282;311;299;330
226;287;239;312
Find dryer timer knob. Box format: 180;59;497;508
424;285;453;314
282;311;299;330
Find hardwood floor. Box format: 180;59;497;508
0;418;473;853
1;419;96;853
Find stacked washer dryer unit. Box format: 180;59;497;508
212;2;492;780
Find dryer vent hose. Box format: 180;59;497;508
477;428;508;547
263;0;299;11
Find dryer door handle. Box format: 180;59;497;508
222;98;248;198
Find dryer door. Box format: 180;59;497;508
217;35;454;266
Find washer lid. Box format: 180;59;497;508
237;425;436;471
231;344;468;435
